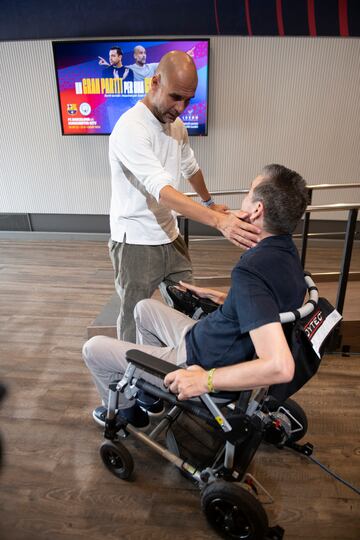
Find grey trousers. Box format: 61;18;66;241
83;299;197;408
109;234;192;343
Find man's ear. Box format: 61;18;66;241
250;201;264;222
150;73;160;92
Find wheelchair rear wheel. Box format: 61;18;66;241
201;480;268;539
100;441;134;479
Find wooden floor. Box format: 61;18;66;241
0;238;359;540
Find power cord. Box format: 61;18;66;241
286;443;360;496
306;453;360;496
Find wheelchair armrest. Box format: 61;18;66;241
126;349;176;378
126;349;242;403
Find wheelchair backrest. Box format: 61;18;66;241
268;273;342;403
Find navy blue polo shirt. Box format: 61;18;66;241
185;235;306;369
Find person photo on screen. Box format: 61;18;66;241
125;45;158;82
126;44;195;82
98;46;134;81
107;50;260;343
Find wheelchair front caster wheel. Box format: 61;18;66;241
100;441;134;480
201;481;268;540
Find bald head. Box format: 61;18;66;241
134;45;147;65
156;50;198;88
142;50;198;124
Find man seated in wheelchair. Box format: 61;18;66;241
83;163;311;429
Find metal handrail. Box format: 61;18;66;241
183;182;360;198
302;204;359;315
179;200;359;319
307;203;360;211
308;183;359;190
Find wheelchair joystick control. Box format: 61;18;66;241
166;284;219;320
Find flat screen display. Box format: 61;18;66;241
52;39;209;136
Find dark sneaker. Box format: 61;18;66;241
92;403;150;430
137;390;165;417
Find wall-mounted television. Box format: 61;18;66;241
52;39;209;136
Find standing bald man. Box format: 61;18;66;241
109;51;259;342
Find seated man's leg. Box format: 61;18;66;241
82;335;180;409
134;298;197;349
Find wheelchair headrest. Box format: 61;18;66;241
280;273;318;324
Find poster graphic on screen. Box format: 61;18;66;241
53;40;209;136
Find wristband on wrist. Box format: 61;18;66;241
207;368;217;393
201;197;215;207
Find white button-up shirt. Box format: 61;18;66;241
109;101;200;245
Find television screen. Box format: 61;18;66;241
52;39;209;136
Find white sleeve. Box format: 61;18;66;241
180;128;200;180
110;121;173;202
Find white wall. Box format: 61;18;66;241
0;37;359;219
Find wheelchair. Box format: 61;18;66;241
98;274;340;540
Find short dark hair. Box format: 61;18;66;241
252;164;309;235
110;47;123;56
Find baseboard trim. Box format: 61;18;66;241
0;231;109;241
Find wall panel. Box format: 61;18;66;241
0;37;359;220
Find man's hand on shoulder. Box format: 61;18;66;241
164;365;208;400
216;210;261;249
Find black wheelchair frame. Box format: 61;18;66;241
98;275;331;540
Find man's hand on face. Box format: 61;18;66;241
164;365;208;400
216;210;261;249
209;203;228;214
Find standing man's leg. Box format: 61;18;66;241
159;234;193;306
166;234;193;284
109;239;176;343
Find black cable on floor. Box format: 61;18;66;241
307;454;360;495
286;447;360;496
